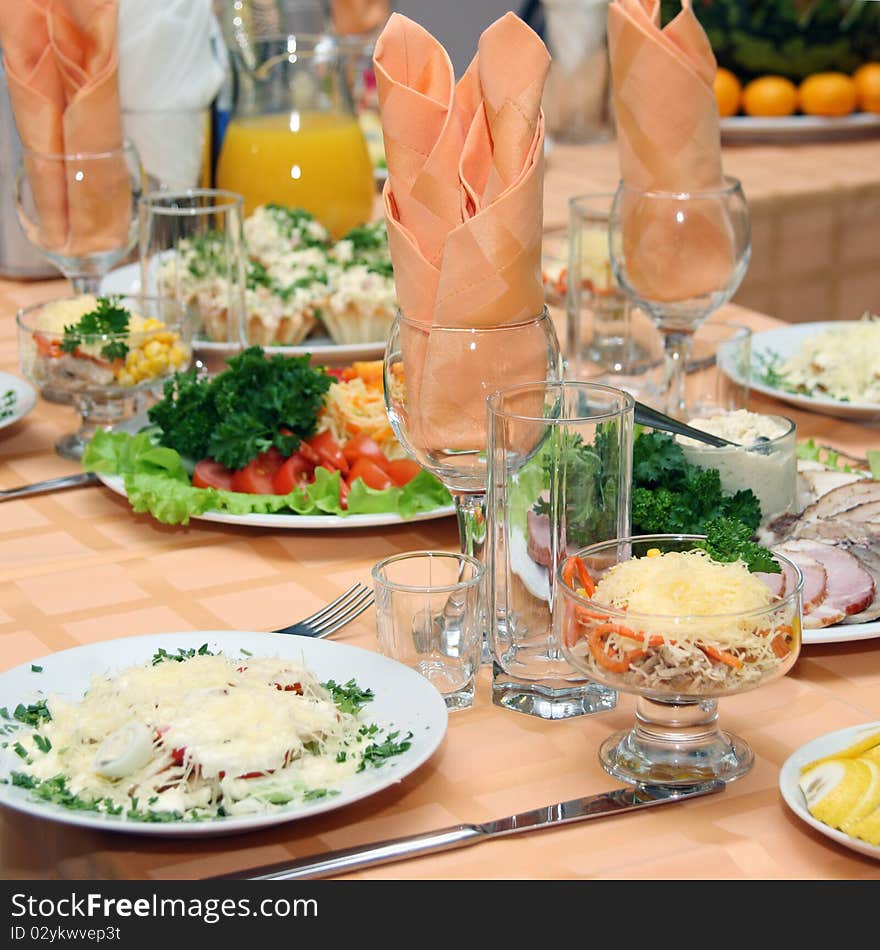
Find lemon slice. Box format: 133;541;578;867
800;729;880;772
842;806;880;846
798;758;874;829
93;720;154;779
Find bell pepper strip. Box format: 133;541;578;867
698;644;744;669
562;555;596;596
769;624;794;658
587;622;660;673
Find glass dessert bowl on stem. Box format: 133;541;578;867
16;294;193;460
557;534;804;787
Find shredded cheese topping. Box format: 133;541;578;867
15;653;395;821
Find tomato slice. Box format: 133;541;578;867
230;448;285;495
343;432;389;471
306;429;349;474
272;451;315;495
385;458;422;487
348;456;394;491
192;458;236;490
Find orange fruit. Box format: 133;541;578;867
741;75;798;118
798;72;858;117
853;62;880;113
713;67;742;118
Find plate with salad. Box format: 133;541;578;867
83;348;454;529
0;631;448;836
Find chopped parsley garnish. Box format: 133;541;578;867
152;644;213;665
12;742;28;760
323;679;375;715
13;700;51;727
32;734;51;754
358;731;413;771
0;389;15;421
30;664;43;673
60;296;131;362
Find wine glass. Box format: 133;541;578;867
383;309;562;564
608;176;751;420
14;142;144;294
558;534;804;786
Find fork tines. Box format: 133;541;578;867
274;582;375;638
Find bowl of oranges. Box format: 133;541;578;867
716;61;880;142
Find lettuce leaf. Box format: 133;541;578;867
83;430;451;525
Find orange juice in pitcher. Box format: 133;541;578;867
217;31;377;237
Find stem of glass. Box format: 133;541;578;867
453;491;487;563
661;330;694;420
69;275;103;295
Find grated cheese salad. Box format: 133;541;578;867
5;648;412;823
562;549;801;697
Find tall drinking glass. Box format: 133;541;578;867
486;381;633;719
608;176;751;419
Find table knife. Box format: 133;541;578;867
211;780;724;881
0;471;100;501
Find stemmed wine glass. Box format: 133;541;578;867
608;176;751;419
14;141;144;294
383;309;562;564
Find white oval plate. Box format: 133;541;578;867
99;264;387;364
803;618;880;646
721;321;880;423
0;631;448;837
96;472;454;530
779;721;880;861
0;371;37;433
721;113;880;145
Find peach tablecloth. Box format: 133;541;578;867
0;276;878;880
543;136;880;326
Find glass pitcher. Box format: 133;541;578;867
216;18;375;238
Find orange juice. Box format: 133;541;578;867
215;111;375;237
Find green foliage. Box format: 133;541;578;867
696;517;781;573
631;431;769;567
147;346;333;470
61;296;131;362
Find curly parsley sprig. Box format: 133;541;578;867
61;296;131;363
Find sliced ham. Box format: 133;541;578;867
773;545;837;628
777;539;876;620
755;570;786;597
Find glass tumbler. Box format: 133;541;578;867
486;380;634;719
372;551;485;711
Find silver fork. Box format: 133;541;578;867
273;583;374;639
0;471;100;501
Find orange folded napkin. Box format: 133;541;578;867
374;12;552;454
0;0;126;257
607;0;733;303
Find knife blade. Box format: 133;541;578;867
209;780;724;881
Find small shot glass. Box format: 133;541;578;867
372;551;485;711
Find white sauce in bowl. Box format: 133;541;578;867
677;410;797;522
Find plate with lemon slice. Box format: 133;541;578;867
780;722;880;861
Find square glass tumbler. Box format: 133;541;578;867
372;551;485;711
486;381;634;719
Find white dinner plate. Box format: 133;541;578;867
0;631;448;837
803;617;880;646
99;264;387;364
0;372;37;433
722;321;880;423
96;472;455;530
779;721;880;861
721;113;880;145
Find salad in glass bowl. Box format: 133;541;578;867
17;294;192;460
557;534;804;787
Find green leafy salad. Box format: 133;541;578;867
82;347;450;525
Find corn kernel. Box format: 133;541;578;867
116;370;135;386
646;548;661;558
169;344;187;366
142;318;162;330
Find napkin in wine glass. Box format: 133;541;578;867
374;12;552;451
331;0;391;36
0;0;127;256
607;0;733;301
